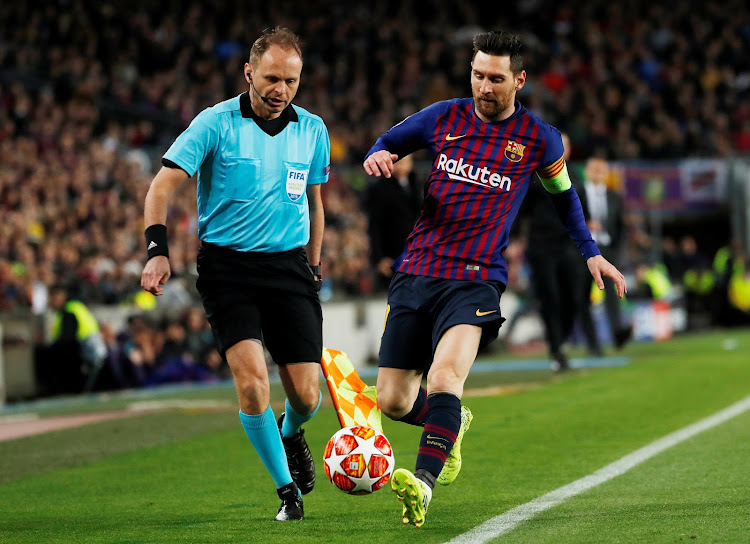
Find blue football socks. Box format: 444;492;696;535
239;406;295;491
281;391;322;438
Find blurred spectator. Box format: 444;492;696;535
713;240;750;326
160;321;190;363
660;236;681;281
144;319;218;386
95;321;147;391
517;133;600;369
183;306;217;363
121;315;160;386
34;283;107;395
365;154;423;292
677;235;714;327
321;181;372;296
583;157;632;348
725;254;750;325
632;262;673;301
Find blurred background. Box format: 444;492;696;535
1;0;749;403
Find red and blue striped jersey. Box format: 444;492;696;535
366;98;581;285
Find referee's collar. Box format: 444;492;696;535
240;91;298;135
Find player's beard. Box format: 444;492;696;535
473;88;514;121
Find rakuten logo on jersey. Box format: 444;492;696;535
436;154;512;191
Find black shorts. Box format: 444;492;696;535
195;243;322;365
379;272;506;372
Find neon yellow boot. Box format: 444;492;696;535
436;405;473;485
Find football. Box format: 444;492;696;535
323;425;395;495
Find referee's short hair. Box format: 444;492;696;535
249;26;303;66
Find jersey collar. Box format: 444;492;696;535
240;91;298;136
472;99;525;125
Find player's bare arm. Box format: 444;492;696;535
587;254;627;298
140;166;189;296
363;150;399;178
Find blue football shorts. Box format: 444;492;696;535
379;272;506;372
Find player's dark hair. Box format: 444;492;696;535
249;26;303;67
472;30;524;74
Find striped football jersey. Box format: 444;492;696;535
366;98;571;284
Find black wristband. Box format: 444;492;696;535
145;224;169;261
309;262;322;292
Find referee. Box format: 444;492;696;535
140;27;330;522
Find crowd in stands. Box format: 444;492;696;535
95;307;228;391
1;1;750;393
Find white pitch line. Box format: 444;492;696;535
444;393;750;544
0;413;40;424
127;399;234;411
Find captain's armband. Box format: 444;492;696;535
537;158;572;194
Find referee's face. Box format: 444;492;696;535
246;44;303;120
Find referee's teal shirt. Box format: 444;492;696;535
163;92;330;252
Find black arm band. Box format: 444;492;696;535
309;263;322;292
145;224;169;261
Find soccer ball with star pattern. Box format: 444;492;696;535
323;425;395;495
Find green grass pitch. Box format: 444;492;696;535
1;328;749;543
